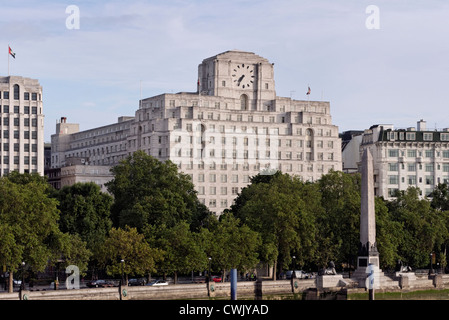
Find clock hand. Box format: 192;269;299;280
237;75;245;85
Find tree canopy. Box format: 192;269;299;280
106;150;211;231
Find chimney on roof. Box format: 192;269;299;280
61;117;67;123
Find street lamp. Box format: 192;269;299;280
120;259;125;285
292;256;296;279
429;253;434;275
208;257;212;283
21;262;25;291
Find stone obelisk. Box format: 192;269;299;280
358;148;379;268
352;148;380;286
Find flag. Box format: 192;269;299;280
9;46;15;59
306;86;311;95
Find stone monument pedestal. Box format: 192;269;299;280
316;275;347;289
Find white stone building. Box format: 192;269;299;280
0;76;44;176
358;120;449;199
51;50;342;213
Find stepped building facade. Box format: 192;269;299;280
51;50;342;213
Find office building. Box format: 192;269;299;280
0;76;44;176
51;50;342;213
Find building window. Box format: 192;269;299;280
388;149;399;157
240;94;248;111
388;163;398;171
425;150;433;158
423;133;433;141
407;149;417;157
13;85;19;100
389;175;399;185
220;199;228;208
441;133;449;141
406;132;416;140
388;188;398;197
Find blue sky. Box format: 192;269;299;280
2;0;449;142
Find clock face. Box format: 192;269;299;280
232;63;255;89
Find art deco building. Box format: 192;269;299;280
51;50;342;214
0;76;44;176
358;120;449;199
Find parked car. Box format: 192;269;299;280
128;278;147;286
212;276;222;283
86;279;115;288
13;279;22;287
146;279;168;286
286;270;309;279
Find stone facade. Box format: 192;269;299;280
0;76;44;176
358;120;449;199
50;50;342;213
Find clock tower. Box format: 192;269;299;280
197;50;276;111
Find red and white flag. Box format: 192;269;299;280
8;46;15;59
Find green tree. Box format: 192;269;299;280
106;150;210;231
317;171;361;270
430;183;449;211
374;197;402;269
54;182;113;253
232;172;316;278
0;174;87;292
98;227;163;283
202;213;261;280
149;221;207;283
387;187;448;268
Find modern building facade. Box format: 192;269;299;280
357;120;449;199
0;76;44;176
51;50;342;213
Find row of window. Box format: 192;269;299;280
387;187;439;198
172;149;334;161
388;149;449;158
0;87;39;101
0;130;38;139
1;143;38;152
172;136;334;148
386;131;449;142
193;111;329;125
1;117;38;126
182;123;334;137
0;156;38;165
388;175;449;185
388;162;449;172
199;198;232;209
2;105;40;114
180;162;333;173
146;98;327;114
